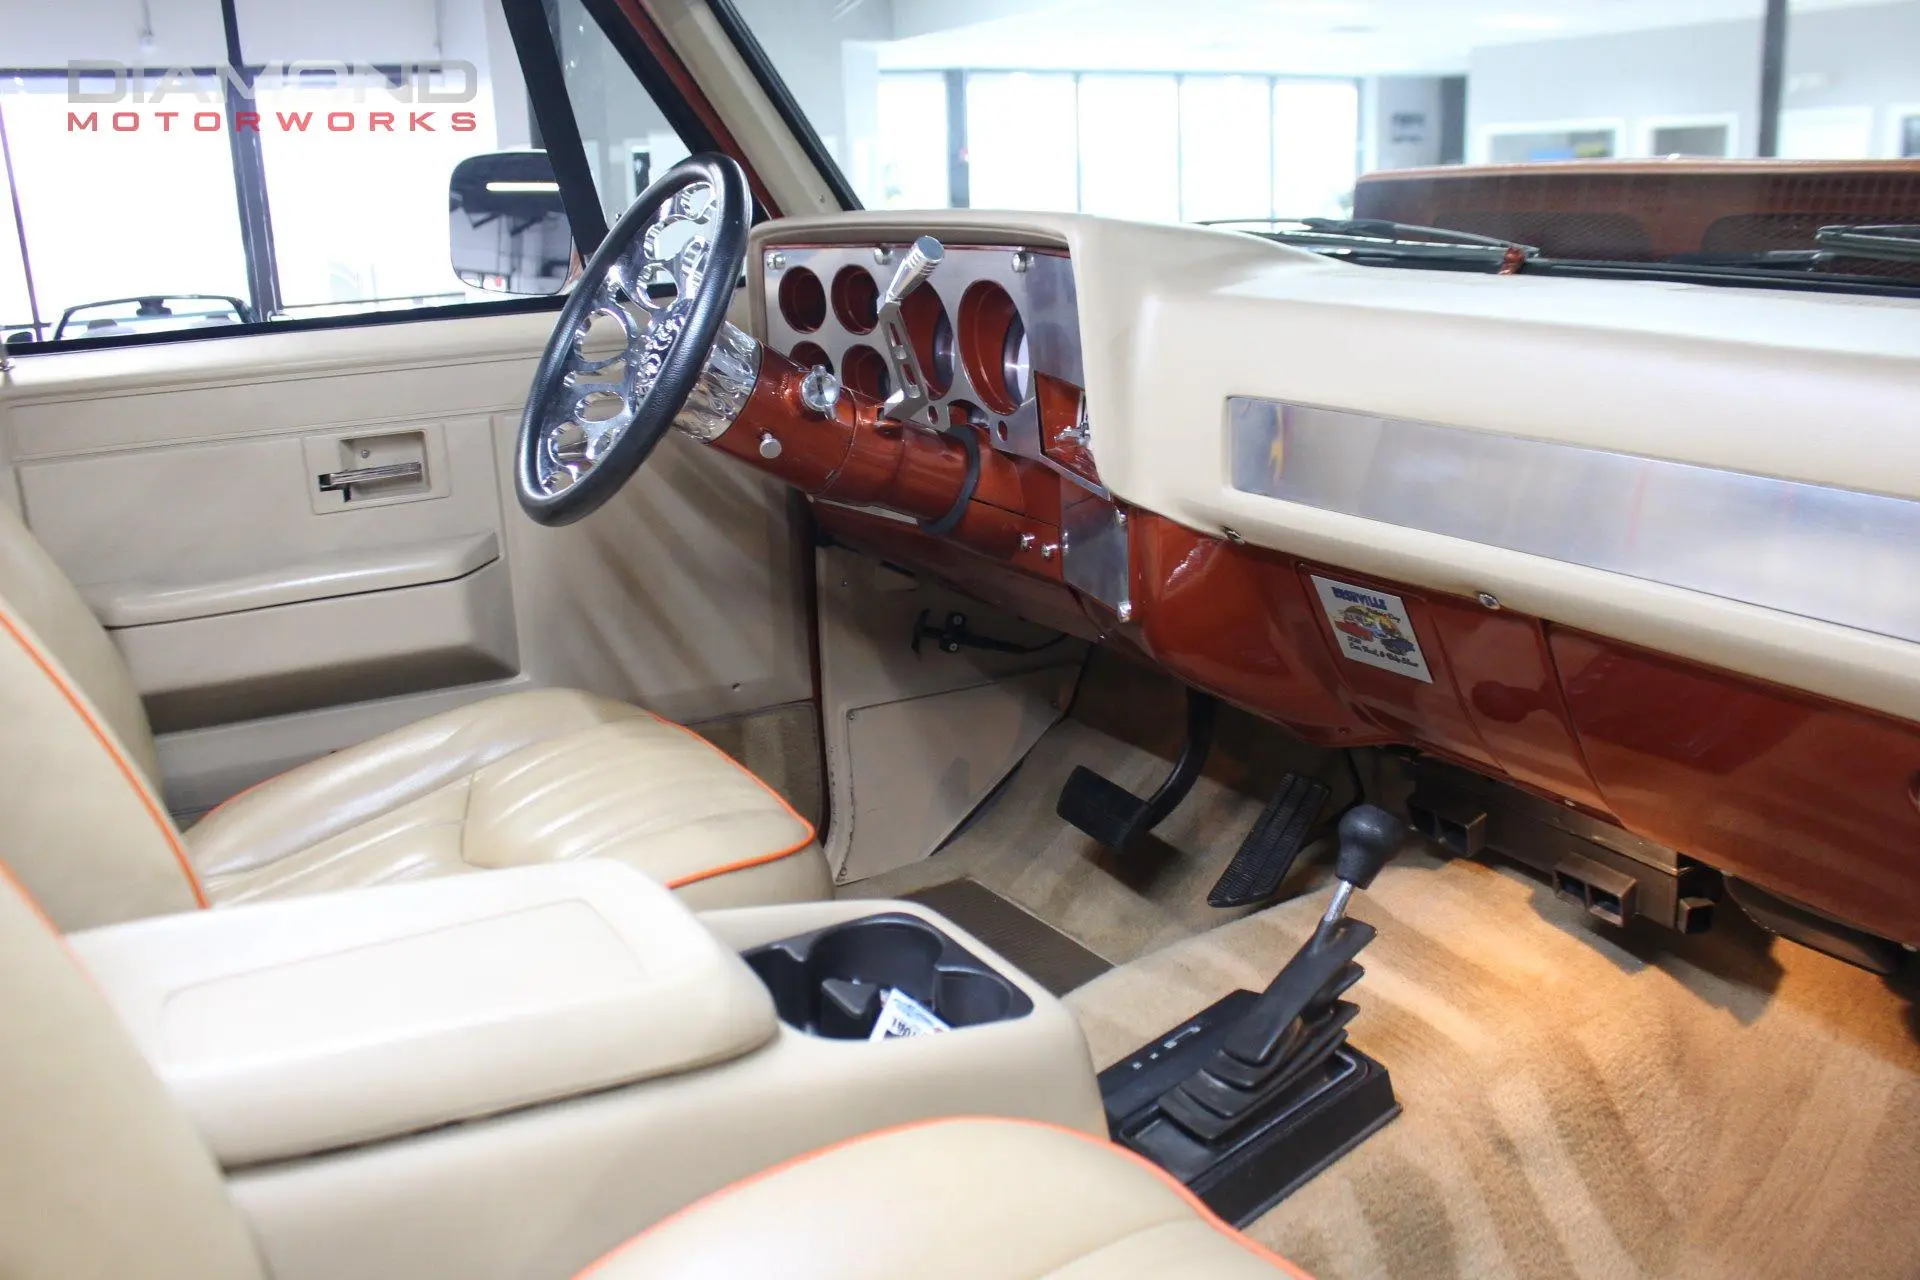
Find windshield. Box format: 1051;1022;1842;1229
721;0;1920;292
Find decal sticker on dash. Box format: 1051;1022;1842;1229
1310;575;1433;684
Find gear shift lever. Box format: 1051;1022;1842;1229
1157;804;1405;1139
1320;804;1401;927
1096;802;1408;1224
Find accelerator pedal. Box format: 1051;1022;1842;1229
1057;688;1217;851
1208;773;1331;908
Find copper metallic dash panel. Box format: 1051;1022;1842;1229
1226;397;1920;645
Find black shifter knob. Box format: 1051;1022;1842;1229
1334;805;1405;890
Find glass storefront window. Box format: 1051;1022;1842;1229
1181;76;1274;224
966;73;1078;213
1272;81;1360;220
1077;75;1179;222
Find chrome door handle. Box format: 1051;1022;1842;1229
317;462;423;493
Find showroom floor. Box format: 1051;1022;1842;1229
860;655;1920;1280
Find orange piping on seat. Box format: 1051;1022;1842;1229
641;711;820;890
0;859;63;938
198;770;279;823
570;1113;1316;1280
0;607;207;909
0;860;107;988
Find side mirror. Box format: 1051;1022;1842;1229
449;151;573;296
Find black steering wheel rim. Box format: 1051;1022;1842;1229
515;152;751;527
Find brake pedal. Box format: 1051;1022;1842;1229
1207;773;1330;907
1057;688;1217;851
1057;767;1151;848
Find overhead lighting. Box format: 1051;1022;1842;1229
486;181;559;193
1478;13;1568;32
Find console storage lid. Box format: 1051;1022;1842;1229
68;861;776;1167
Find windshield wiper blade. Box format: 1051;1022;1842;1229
1813;224;1920;264
1298;218;1535;251
1203;215;1540;263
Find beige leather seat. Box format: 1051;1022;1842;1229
582;1115;1311;1279
0;502;830;931
0;869;1306;1279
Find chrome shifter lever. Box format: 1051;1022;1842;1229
876;235;944;429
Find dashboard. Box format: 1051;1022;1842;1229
749;238;1129;625
730;212;1920;954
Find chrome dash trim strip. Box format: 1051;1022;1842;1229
1227;396;1920;644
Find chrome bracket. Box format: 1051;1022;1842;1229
876;235;944;430
1061;500;1132;621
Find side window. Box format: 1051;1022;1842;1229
0;0;689;348
551;0;691;226
3;69;253;342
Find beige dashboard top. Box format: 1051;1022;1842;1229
753;211;1920;723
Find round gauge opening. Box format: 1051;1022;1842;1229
789;341;832;373
899;282;954;397
777;267;826;333
957;280;1025;415
841;344;892;401
831;266;880;334
947;399;987;432
1002;317;1031;407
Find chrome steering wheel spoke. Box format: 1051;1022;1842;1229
515;154;754;527
530;177;722;499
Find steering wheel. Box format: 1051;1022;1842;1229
515;153;753;526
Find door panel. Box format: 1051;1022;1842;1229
0;308;811;818
112;560;518;733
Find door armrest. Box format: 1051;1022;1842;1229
83;531;500;627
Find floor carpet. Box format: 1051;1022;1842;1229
853;653;1356;966
858;652;1920;1278
1067;850;1920;1280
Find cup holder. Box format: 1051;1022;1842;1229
743;912;1033;1040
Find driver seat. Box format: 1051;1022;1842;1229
0;502;831;931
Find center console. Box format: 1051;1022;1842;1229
67;863;1103;1280
744;911;1033;1039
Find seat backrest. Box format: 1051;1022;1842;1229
0;500;158;780
0;870;264;1280
0;502;202;928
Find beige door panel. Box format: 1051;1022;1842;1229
0;307;811;818
20;418;497;583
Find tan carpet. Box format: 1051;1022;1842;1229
859;651;1920;1276
1068;851;1920;1280
854;652;1356;965
691;701;824;828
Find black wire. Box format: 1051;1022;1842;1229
1343;748;1368;809
1004;633;1070;655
